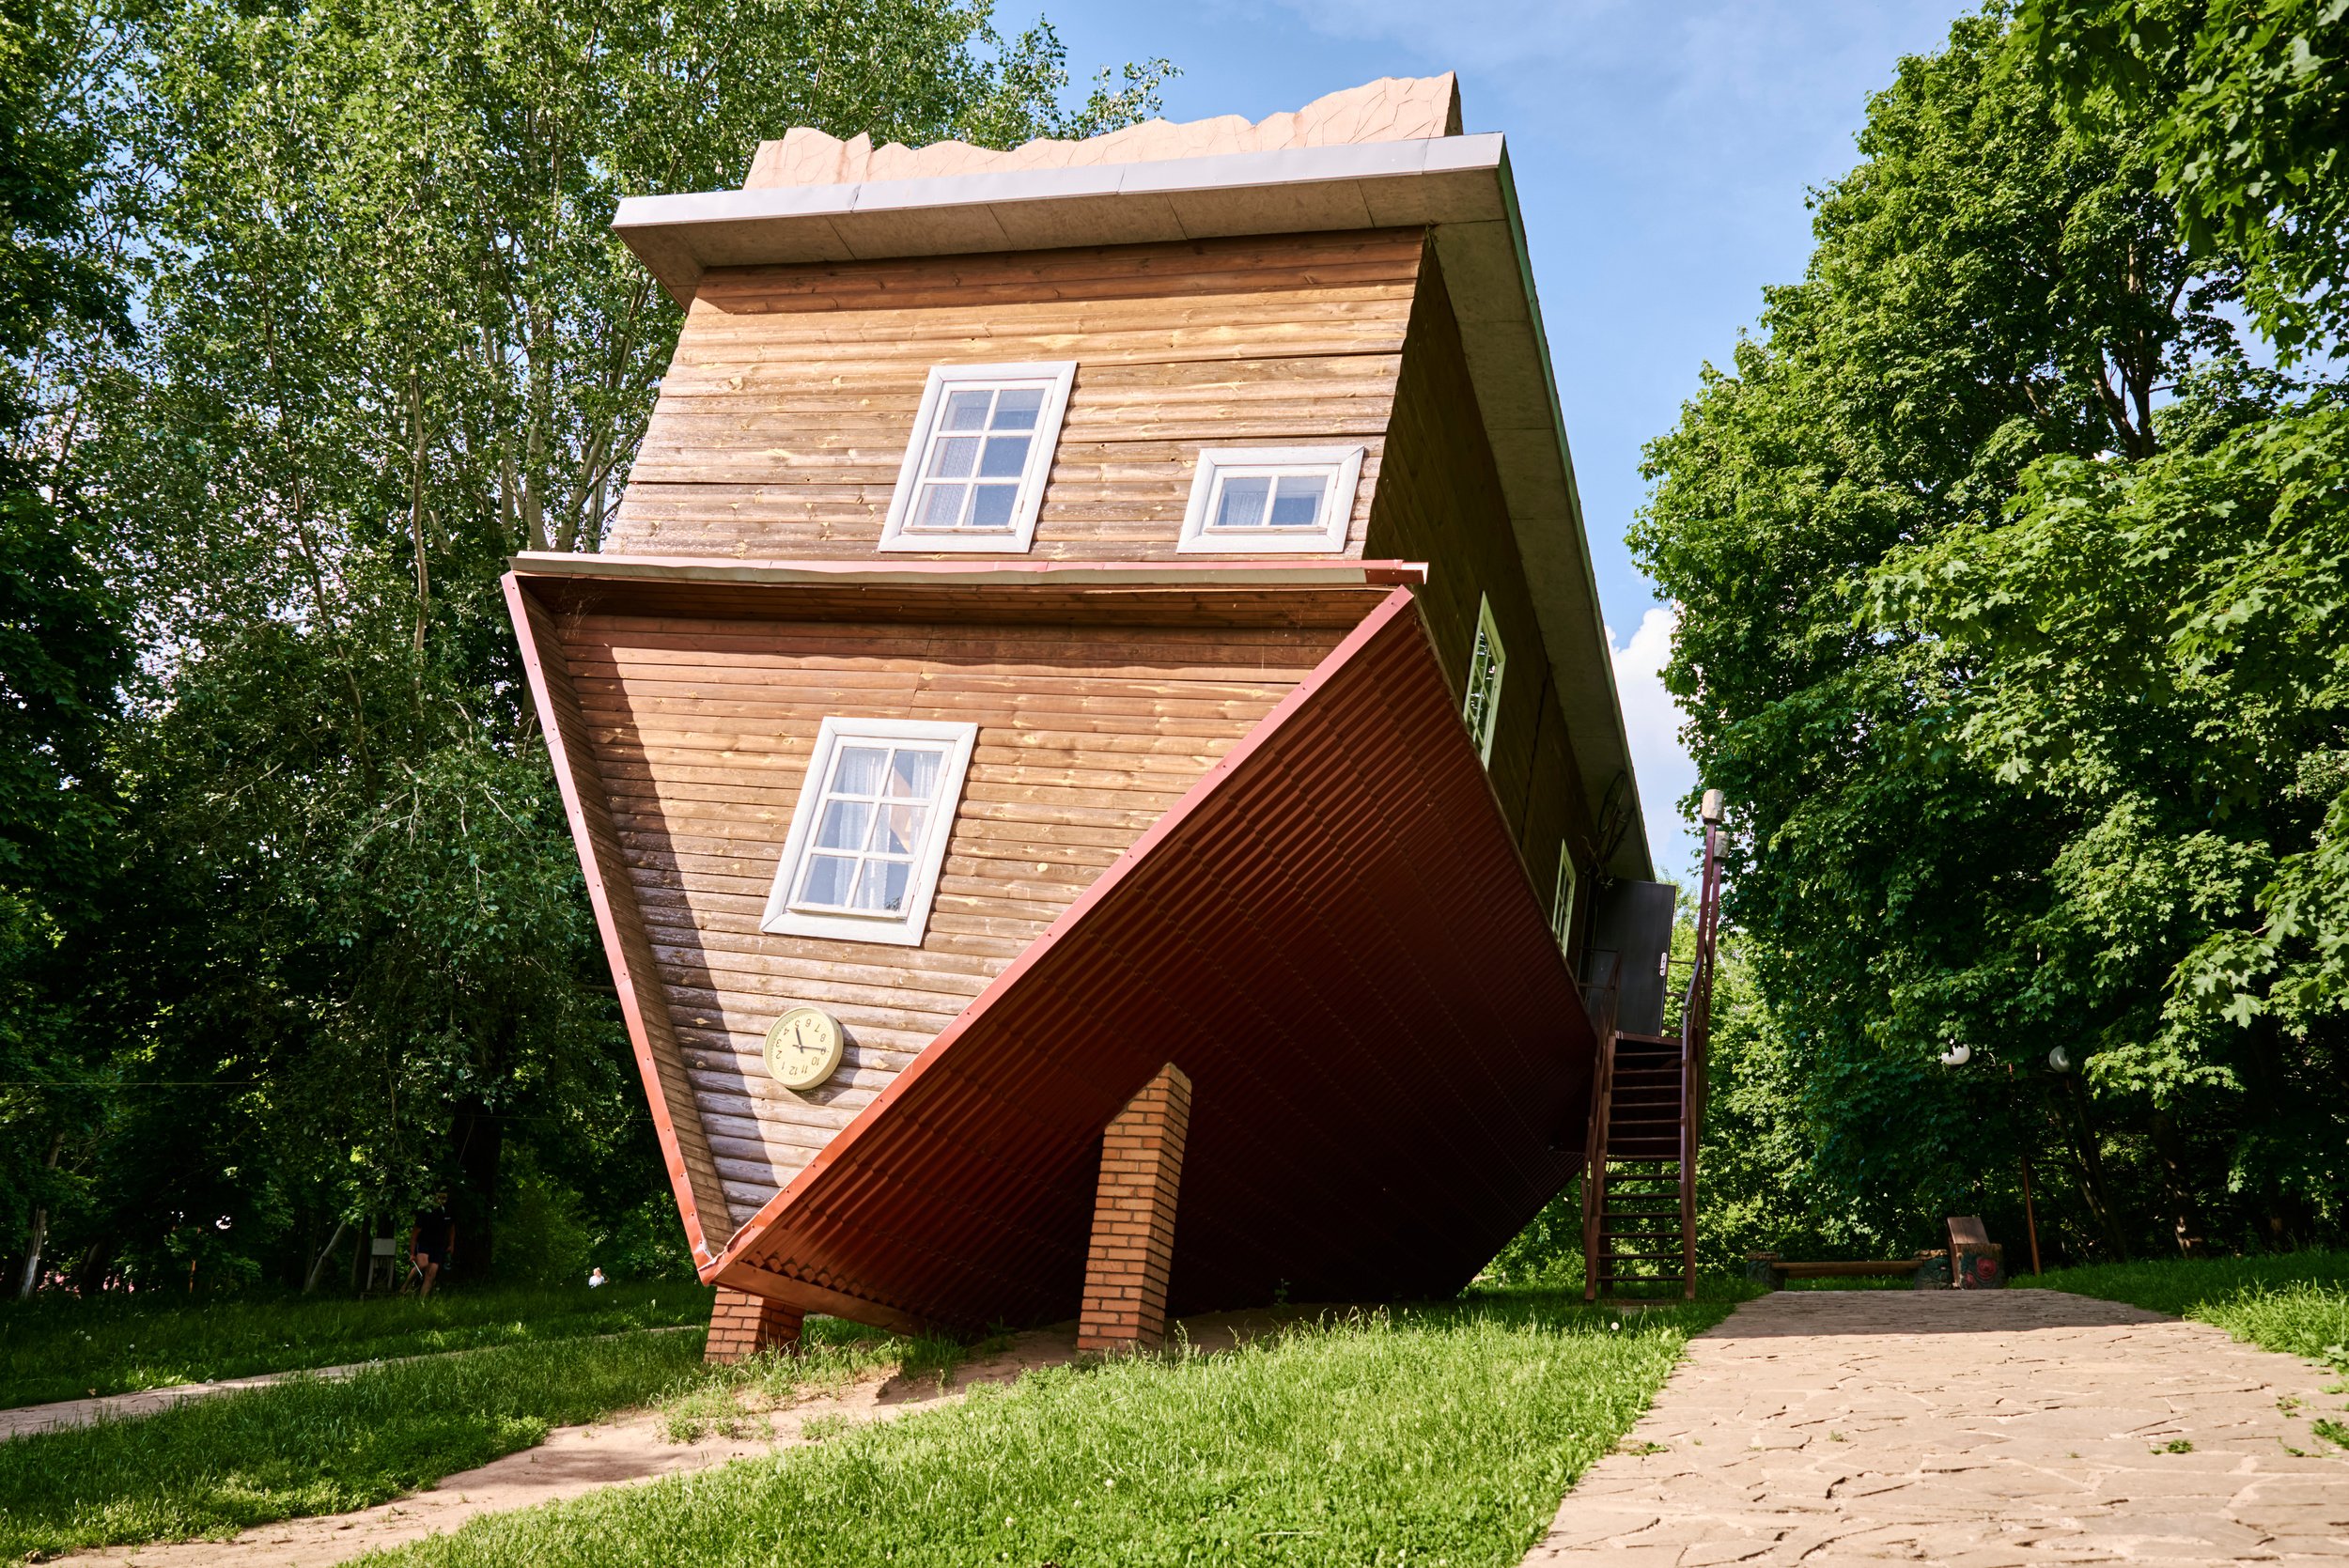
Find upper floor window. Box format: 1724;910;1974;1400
879;362;1075;554
1176;445;1363;554
1463;594;1505;764
761;717;978;947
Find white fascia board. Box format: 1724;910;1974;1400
611;135;1509;301
507;552;1420;589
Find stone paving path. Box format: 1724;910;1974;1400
1527;1288;2349;1566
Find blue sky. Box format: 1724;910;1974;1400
1041;0;1964;873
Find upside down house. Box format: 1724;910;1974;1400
505;76;1702;1355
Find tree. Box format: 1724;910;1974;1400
31;0;1167;1288
2022;0;2349;361
0;0;132;1294
1634;4;2289;1257
1868;397;2349;1250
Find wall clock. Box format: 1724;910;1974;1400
763;1005;846;1092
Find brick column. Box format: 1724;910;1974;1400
705;1286;803;1362
1077;1062;1192;1353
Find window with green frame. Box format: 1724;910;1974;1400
1462;594;1505;765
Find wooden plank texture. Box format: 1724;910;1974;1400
507;585;736;1256
608;230;1422;560
1364;241;1595;939
552;606;1353;1215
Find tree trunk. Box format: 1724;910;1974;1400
2147;1110;2208;1257
449;1102;505;1281
2057;1077;2131;1261
16;1133;64;1298
16;1208;47;1300
71;1235;114;1296
304;1217;351;1294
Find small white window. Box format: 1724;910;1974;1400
1177;445;1364;554
761;717;977;946
1463;594;1505;764
878;362;1074;554
1551;844;1578;953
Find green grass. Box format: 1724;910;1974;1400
2018;1250;2349;1372
0;1281;716;1408
364;1291;1733;1568
0;1327;711;1561
656;1317;983;1441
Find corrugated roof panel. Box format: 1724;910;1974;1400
714;587;1595;1329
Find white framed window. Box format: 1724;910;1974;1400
1463;594;1505;764
760;717;977;947
1176;445;1364;554
1551;843;1579;954
878;362;1075;554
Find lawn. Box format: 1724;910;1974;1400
0;1280;716;1408
2019;1250;2349;1373
365;1291;1733;1568
0;1327;708;1560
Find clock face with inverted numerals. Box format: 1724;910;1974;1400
762;1005;845;1092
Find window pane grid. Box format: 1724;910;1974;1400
792;742;949;916
1204;468;1332;532
906;384;1046;533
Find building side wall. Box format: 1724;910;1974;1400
552;611;1347;1219
609;230;1420;560
514;588;736;1246
1365;241;1596;942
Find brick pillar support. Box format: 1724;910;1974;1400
1076;1062;1192;1353
705;1286;803;1363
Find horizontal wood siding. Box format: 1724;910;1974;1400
516;592;735;1245
610;231;1421;561
558;612;1349;1218
1365;241;1595;934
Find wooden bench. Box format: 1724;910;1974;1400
1776;1259;1923;1281
1746;1252;1941;1289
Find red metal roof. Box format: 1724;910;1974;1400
708;587;1596;1329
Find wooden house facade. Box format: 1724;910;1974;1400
505;77;1663;1351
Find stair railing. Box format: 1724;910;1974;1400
1672;791;1726;1299
1579;951;1623;1303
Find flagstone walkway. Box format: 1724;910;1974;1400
1527;1288;2349;1566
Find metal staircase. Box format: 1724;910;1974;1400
1581;794;1723;1301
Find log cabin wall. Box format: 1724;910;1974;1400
548;602;1354;1221
608;229;1422;560
1366;241;1596;949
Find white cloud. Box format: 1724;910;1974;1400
1609;604;1697;878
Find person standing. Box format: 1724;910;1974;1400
410;1193;455;1298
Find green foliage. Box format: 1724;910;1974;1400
1480;1188;1588;1291
1639;3;2346;1262
372;1295;1728;1568
8;0;1168;1289
0;1326;707;1560
0;0;134;1275
1867;399;2349;1232
0;1278;713;1407
2018;1249;2349;1369
2022;0;2349;360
